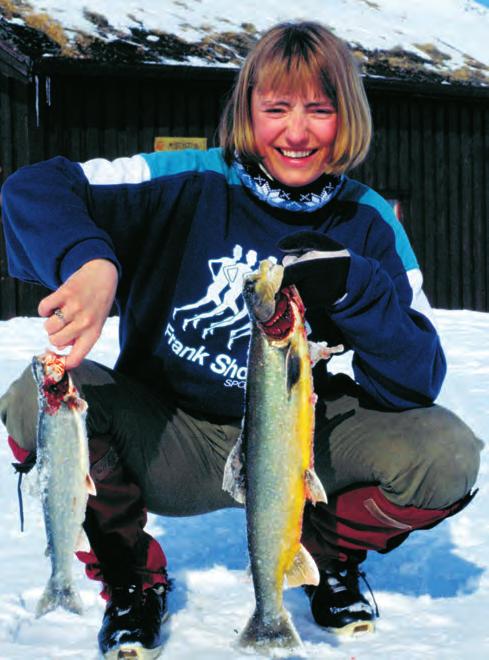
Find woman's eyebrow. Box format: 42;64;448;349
306;99;334;107
260;98;291;106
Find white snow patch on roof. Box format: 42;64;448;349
2;0;488;79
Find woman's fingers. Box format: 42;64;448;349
37;259;118;368
64;331;101;370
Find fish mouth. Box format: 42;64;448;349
43;368;70;398
258;286;303;341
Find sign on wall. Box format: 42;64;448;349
154;137;207;151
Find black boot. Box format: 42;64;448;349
98;582;170;659
305;563;378;635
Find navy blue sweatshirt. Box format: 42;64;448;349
0;148;446;417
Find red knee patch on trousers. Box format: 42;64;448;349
302;484;468;567
7;436;31;463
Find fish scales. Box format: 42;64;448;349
38;399;88;575
32;351;95;617
224;259;327;650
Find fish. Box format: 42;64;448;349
223;259;330;650
31;351;96;617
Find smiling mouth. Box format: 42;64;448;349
277;148;317;159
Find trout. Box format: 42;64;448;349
32;351;96;617
223;260;331;650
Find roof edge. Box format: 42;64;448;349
31;57;489;98
364;75;489;99
0;40;31;80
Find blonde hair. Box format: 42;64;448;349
219;21;372;175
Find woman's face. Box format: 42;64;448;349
251;86;338;187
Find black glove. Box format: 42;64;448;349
278;231;350;309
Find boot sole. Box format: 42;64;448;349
103;647;162;660
102;612;169;659
330;620;375;636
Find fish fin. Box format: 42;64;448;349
286;345;301;394
239;606;301;650
85;473;97;496
36;578;83;617
305;468;328;504
308;340;345;366
222;435;246;504
75;527;91;553
285;543;320;588
66;394;88;413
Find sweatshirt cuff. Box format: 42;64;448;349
59;239;121;284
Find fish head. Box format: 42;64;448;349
242;260;284;323
242;260;305;347
31;351;85;415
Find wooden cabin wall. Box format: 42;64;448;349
0;70;488;317
0;74;47;317
34;72;228;162
353;89;489;312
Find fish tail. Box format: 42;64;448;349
239;606;301;650
35;577;83;617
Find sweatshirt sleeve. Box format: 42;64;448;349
1;156;121;290
329;223;446;410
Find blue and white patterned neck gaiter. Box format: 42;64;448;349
232;156;344;213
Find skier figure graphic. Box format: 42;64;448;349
173;244;243;322
183;250;258;334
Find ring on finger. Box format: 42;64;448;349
52;308;67;325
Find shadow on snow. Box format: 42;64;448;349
154;503;482;600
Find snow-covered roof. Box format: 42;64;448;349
1;0;488;87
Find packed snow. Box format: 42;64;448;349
0;310;487;659
2;0;489;74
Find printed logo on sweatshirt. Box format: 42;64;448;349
168;244;277;388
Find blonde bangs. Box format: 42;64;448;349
254;54;334;103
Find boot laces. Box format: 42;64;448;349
356;569;380;618
326;566;379;618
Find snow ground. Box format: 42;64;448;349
0;310;487;659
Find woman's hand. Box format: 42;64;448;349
38;259;119;370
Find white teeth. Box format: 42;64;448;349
280;149;314;158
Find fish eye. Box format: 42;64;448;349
242;280;255;295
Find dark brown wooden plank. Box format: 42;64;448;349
471;105;485;311
140;80;156;153
421;99;436;300
433;101;448;308
460;104;473;309
408;95;425;274
447;101;462;309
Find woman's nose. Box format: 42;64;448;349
284;111;309;144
